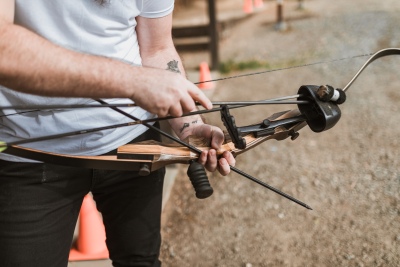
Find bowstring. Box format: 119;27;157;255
0;52;373;118
193;52;374;85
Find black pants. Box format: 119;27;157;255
0;129;165;267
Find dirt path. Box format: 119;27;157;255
161;1;400;266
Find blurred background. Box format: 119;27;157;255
70;1;400;266
163;1;400;266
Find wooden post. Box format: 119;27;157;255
297;0;304;10
207;0;219;70
277;0;283;24
275;0;287;31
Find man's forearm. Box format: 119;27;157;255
0;22;151;99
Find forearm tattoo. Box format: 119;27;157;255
179;119;199;133
166;60;181;74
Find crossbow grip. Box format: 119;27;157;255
187;161;213;199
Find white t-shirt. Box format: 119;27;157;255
0;0;174;162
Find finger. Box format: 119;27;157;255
188;85;212;110
197;150;208;165
204;149;218;172
168;103;183;117
217;158;231;176
209;126;225;149
222;151;236;167
180;93;196;114
156;106;169;118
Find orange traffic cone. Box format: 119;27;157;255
69;195;109;261
243;0;254;14
254;0;264;8
197;62;215;90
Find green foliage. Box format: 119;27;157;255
219;59;271;74
219;57;309;75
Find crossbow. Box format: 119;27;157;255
1;48;399;210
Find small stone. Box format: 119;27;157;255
345;254;355;260
308;140;317;147
169;247;175;258
269;146;278;152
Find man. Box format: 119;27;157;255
0;1;235;266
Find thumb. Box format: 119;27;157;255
210;126;225;149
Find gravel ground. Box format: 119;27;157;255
160;1;400;266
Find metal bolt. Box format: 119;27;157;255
317;85;334;101
289;131;300;140
262;119;271;127
138;163;151;176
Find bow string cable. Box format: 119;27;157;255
0;51;375;117
0;95;306;113
0;94;303;150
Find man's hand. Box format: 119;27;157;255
180;124;236;176
129;68;212;117
135;14;213;117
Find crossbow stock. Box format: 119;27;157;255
2;48;400;209
4;109;306;173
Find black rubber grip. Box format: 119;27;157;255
187;161;214;199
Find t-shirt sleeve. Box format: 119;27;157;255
140;0;174;18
